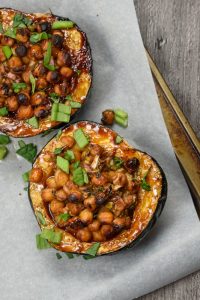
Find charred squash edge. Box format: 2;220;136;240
0;8;93;137
28;121;168;256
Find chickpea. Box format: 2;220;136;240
92;231;105;242
55;189;67;201
66;203;82;216
100;225;113;238
0;47;6;62
98;210;114;225
41;188;55;202
17;105;34;120
8;57;22;69
29;45;43;60
50;200;65;214
88;220;101;232
68;191;82;203
46;176;57;189
113;217;131;229
16;28;29;43
34;105;48;118
79;209;93;224
55;169;69;188
22;70;31;83
36;77;47;89
22;56;30;64
60;135;75;148
29;168;43;183
33;63;46;77
57;50;71;67
1;36;14;46
0;97;6;108
6;96;19;112
15;45;28;57
0;83;10;97
91;174;107;186
51;46;60;58
84;196;96;212
54;82;68;97
52;34;64;48
36;21;51;33
46;71;60;83
60;66;73;78
17;93;30;106
31;91;46;106
101;109;115;125
76;228;92;242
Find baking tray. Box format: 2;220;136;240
146;51;200;217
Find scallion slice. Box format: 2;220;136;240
0;134;10;145
52;20;74;29
22;171;30;182
41;228;62;244
0;107;8;116
58;212;71;222
56;112;70;123
30;73;36;94
56;253;62;259
0;146;8;160
70;101;81;108
36;234;51;250
64;150;75;161
65;252;74;259
35;211;46;225
73;129;89;149
114;115;128;128
30;32;49;43
26;116;39;129
12;82;27;93
115;135;123;144
56;156;69;174
2;45;12;59
72;167;84;186
16;142;37;163
85;242;100;256
4;28;16;39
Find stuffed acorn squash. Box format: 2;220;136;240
29;121;167;256
0;8;92;137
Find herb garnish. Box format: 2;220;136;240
58;212;71;222
141;170;151;191
16;142;37;163
35;211;46;225
36;234;51;250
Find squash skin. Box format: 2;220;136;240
0;8;92;137
28;121;167;256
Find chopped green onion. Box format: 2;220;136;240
141;171;151;191
13;13;32;28
83;255;96;260
85;242;100;256
4;28;16;39
58;212;71;222
56;129;62;140
18;140;26;148
114;109;128;119
43;41;55;70
41;228;62;244
36;234;51;250
16;142;37;163
12;82;27;93
0;146;8;160
73;129;89;149
114;115;128;128
56;253;62;259
56;112;70;123
83;169;89;184
65;94;73;101
30;73;36;94
52;20;74;30
22;171;30;182
26;116;39;129
72;167;85;186
115;135;123;144
2;45;12;59
58;103;71;115
56;156;69;174
41;128;54;137
64;150;75;161
50;93;60;103
73;161;80;169
35;211;46;225
54;147;63;155
0;23;3;33
65;252;74;259
51;103;58;121
30;32;49;43
76;70;81;76
0;134;10;145
70;101;81;108
112;157;124;169
0;107;8;116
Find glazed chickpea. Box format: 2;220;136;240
68;191;82;203
0;48;6;62
6;96;19;112
22;56;30;64
66;203;82;216
98;210;114;225
84;196;96;212
57;50;71;67
36;21;51;33
52;33;64;48
41;188;55;202
16;28;29;43
79;209;93;224
46;70;60;83
17;93;30;106
88;220;101;232
29;168;43;183
92;230;105;242
55;169;69;188
17;105;34;120
91;174;107;186
1;36;14;46
60;135;75;148
101;109;115;125
46;176;57;189
60;66;73;78
76;228;92;242
31;91;46;106
55;189;67;201
29;45;43;60
34;105;48;118
36;77;47;89
33;63;46;77
8;57;22;69
54;82;68;97
22;70;31;83
15;45;28;57
51;46;60;58
43;152;54;162
50;200;65;214
100;225;113;238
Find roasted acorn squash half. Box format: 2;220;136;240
0;8;92;137
29;121;167;256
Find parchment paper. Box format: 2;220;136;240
0;1;199;299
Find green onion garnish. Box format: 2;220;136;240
35;211;46;225
26;116;39;129
114;109;128;128
41;228;62;244
141;171;151;191
22;171;30;182
64;150;75;161
12;82;27;93
65;252;74;259
70;101;81;108
30;32;49;43
72;167;85;186
76;70;81;76
36;234;51;250
65;94;73;101
115;135;123;144
115;115;128;128
73;129;89;149
58;103;71;115
13;13;32;28
0;146;8;160
30;73;36;94
43;41;55;70
113;157;124;169
4;28;17;39
56;253;62;259
0;107;8;116
56;112;70;123
54;147;63;155
18;140;26;148
2;45;12;59
52;20;74;30
58;212;71;222
85;242;100;257
51;103;58;121
51;103;71;122
56;129;62;140
0;134;10;145
41;128;54;137
16;142;37;163
83;169;89;184
73;161;80;169
56;156;69;174
50;93;60;103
